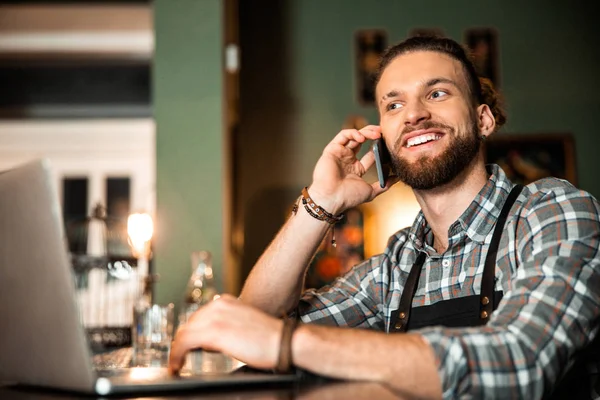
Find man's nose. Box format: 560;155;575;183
404;100;431;127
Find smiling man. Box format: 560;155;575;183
169;36;600;399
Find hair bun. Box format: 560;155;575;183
479;77;506;129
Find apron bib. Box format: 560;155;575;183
390;184;523;332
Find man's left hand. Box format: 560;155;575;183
168;294;284;375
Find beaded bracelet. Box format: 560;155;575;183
301;187;343;224
291;187;344;247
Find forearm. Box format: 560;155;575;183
239;201;333;315
291;324;442;399
240;125;389;315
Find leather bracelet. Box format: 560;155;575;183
301;187;343;224
291;188;343;247
274;317;299;374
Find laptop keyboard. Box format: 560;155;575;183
93;347;133;370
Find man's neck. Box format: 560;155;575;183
413;159;489;254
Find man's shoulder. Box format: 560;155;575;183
519;177;599;216
524;176;575;193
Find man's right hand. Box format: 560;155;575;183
309;125;398;215
239;125;399;315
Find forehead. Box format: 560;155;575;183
376;51;469;98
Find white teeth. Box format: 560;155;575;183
406;134;442;148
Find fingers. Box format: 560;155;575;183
169;318;221;374
331;125;381;147
345;139;362;150
368;175;400;201
169;295;239;375
359;146;400;196
168;305;213;375
359;149;375;171
168;326;196;375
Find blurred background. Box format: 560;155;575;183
1;0;598;312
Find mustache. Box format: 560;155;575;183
394;121;455;149
401;121;454;136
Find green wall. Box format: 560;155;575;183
153;0;225;306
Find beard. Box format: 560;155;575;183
391;118;481;190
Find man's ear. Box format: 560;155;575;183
477;104;496;139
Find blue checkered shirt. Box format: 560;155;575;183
298;164;600;399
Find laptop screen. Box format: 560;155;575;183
0;159;98;393
0;160;300;396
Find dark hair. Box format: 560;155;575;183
375;36;506;128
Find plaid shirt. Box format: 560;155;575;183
298;165;600;399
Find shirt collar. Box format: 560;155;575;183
408;164;515;248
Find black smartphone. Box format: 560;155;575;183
373;137;392;188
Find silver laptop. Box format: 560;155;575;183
0;159;298;395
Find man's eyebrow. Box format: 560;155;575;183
379;78;460;104
380;90;401;104
426;77;459;88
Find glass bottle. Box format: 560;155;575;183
132;274;153;360
179;251;218;326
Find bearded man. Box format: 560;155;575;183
170;36;600;399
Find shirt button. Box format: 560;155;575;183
442;259;451;267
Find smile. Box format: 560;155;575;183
405;133;443;148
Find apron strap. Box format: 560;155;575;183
479;184;524;323
390;252;426;332
390;184;524;333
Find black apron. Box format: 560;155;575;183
388;184;599;400
389;184;524;332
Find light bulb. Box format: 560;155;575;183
127;212;153;256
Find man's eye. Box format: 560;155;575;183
431;90;448;99
387;102;403;111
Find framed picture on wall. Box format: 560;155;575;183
355;29;387;105
464;28;499;88
485;133;577;186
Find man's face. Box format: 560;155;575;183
375;51;481;190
